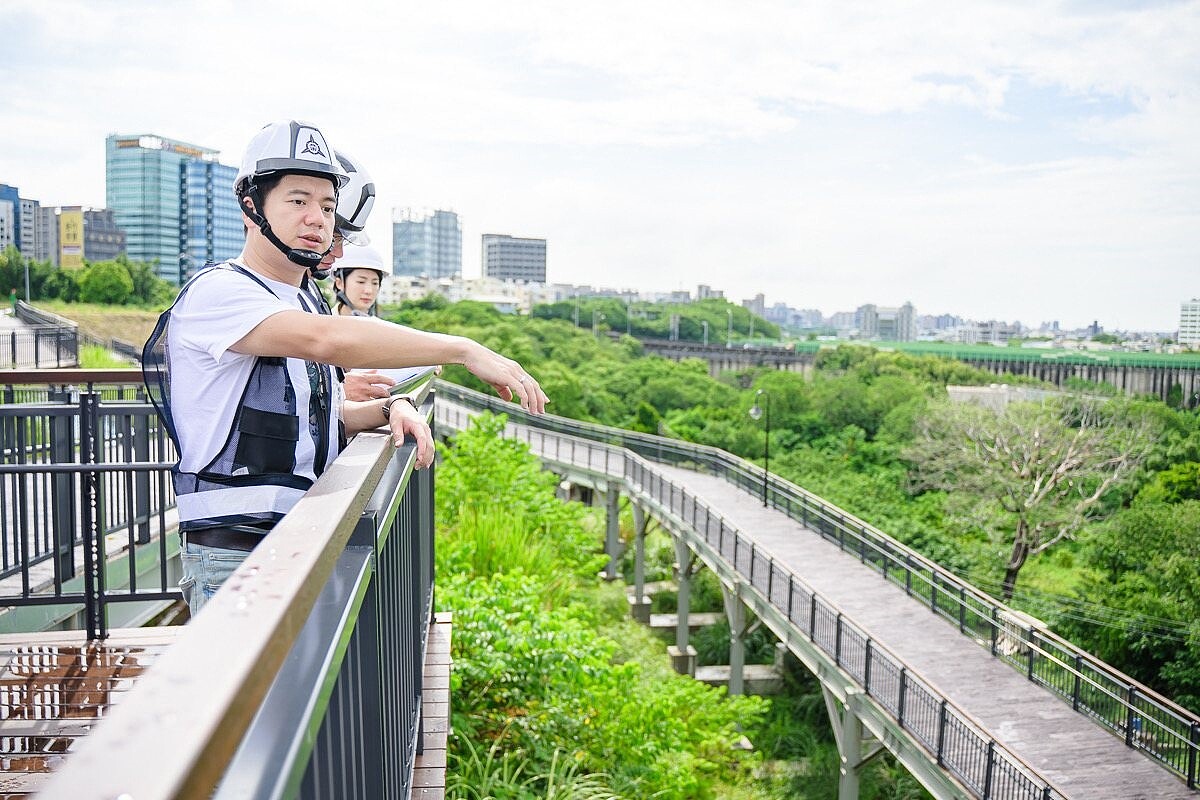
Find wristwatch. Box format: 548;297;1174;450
381;394;419;420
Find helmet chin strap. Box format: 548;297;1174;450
241;185;330;269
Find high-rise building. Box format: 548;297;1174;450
0;185;18;251
481;234;546;283
18;198;40;256
35;206;58;264
1181;299;1200;348
392;208;461;278
105;134;242;284
36;207;128;267
858;302;917;341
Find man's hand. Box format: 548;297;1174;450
461;342;549;414
387;400;435;469
343;370;396;401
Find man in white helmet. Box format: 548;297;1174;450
144;119;548;614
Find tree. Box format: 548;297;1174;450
79;260;134;304
906;397;1160;599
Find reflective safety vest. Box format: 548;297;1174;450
143;262;345;534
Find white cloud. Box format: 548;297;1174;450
0;0;1196;328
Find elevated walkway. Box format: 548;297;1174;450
436;382;1200;800
653;463;1194;800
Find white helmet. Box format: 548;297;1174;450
334;244;387;316
235;120;348;269
235;120;348;194
334;151;375;244
334;244;387;281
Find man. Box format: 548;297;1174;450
144;120;547;613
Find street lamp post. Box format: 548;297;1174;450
748;389;770;507
701;320;709;346
726;309;733;348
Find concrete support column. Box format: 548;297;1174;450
668;537;697;677
601;482;622;581
838;691;863;800
628;504;651;623
720;581;747;696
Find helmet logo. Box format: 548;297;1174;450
301;135;326;158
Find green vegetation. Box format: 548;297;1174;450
0;246;175;307
532;296;779;344
438;414;930;798
391;298;1200;713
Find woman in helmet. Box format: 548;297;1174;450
333;244;386;316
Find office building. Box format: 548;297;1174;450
105;134;241;284
35;207;127;267
1181;299;1200;348
0;201;13;252
35;206;58;264
858;302;917;341
481;234;546;283
392;208;461;278
18;198;40;256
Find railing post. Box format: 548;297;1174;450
1080;657;1089;714
1187;722;1199;789
990;606;999;656
958;586;966;633
931;571;938;614
863;640;873;696
1027;628;1036;681
79;392;107;640
936;698;948;766
905;555;912;596
1125;685;1138;747
898;667;907;728
983;740;996;800
834;613;842;666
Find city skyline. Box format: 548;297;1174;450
1;1;1197;330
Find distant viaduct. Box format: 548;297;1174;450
637;339;1200;409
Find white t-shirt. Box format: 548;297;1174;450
166;262;344;481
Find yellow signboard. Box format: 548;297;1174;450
59;210;84;269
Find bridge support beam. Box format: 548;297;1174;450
669;538;699;677
601;482;623;581
823;686;885;800
628;503;651;623
720;581;751;696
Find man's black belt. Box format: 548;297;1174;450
184;527;266;552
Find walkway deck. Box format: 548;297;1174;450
652;462;1194;800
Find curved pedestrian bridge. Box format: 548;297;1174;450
0;372;1195;799
436;382;1200;800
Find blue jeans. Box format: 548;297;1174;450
180;542;250;615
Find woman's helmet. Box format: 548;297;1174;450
333;244;387;316
234;120;348;269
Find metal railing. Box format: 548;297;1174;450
437;379;1200;792
0;372;179;637
40;376;438;799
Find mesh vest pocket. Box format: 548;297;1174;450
234;407;299;474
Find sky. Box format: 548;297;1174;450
1;0;1197;331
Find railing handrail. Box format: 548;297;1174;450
436;379;1200;788
39;377;436;800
